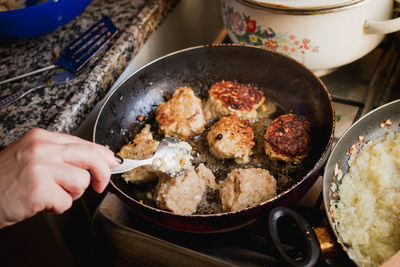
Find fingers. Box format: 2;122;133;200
23;162;88;213
43;179;74;214
17;161;75;216
20;129;116;162
52;163;91;200
22;128;92;146
19;128;119;193
0;128;120;228
58;143;117;193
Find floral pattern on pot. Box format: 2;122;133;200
222;3;320;61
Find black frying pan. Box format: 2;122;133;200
323;99;400;266
94;44;335;234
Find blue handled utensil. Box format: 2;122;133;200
0;17;118;85
0;71;77;109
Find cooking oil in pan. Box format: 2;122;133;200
126;99;309;215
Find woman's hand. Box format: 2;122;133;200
0;128;119;229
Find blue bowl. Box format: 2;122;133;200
0;0;91;39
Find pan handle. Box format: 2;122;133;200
268;207;321;267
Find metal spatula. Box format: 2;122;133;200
111;138;193;177
0;71;76;109
0;17;118;85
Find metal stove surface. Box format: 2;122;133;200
92;34;400;267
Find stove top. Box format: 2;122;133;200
91;32;400;267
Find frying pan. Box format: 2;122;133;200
323;99;400;266
94;44;335;234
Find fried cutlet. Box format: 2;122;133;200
155;87;206;140
203;80;265;121
207;114;255;164
220;168;277;212
154;163;216;215
264;114;312;162
117;124;159;183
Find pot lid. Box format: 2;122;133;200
242;0;364;11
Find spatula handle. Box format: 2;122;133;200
0;84;45;109
111;155;153;175
0;65;56;86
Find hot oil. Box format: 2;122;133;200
127;99;308;215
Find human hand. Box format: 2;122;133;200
0;128;119;229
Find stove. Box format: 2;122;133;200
90;30;400;267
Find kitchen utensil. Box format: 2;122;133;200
0;0;91;39
111;137;192;177
94;44;335;233
0;71;76;109
221;0;400;76
0;17;118;85
323;99;400;266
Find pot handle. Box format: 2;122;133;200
364;17;400;34
268;207;321;267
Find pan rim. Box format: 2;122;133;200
94;44;335;219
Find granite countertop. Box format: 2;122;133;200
0;0;178;148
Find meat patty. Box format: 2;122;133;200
220;168;277;212
264;114;312;163
155;87;206;140
203;80;265;121
207;114;255;164
117;124;159;183
155;163;216;215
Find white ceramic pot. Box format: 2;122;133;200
221;0;400;76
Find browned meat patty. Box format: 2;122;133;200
220;168;277;212
203;80;265;121
264;114;312;162
154;163;216;215
207;114;255;164
155;87;206;140
117;124;159;183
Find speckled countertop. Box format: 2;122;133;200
0;0;178;148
